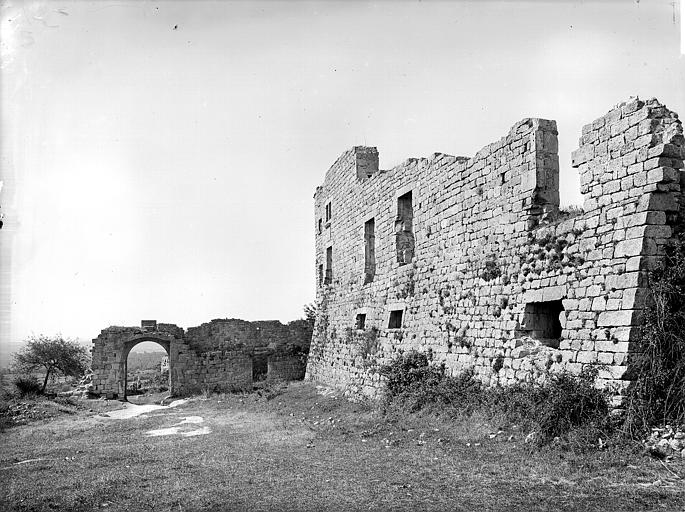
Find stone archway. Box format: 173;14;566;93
91;327;183;400
122;338;171;400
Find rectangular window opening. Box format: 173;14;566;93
325;247;333;285
318;219;322;234
364;218;376;284
325;202;332;224
388;309;403;329
355;314;366;330
318;264;324;287
521;300;564;348
395;191;415;265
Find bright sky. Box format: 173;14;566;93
1;0;683;354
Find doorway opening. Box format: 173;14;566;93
124;340;170;402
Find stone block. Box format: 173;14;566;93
571;146;594;167
637;192;678;212
597;310;636;327
614;239;644;257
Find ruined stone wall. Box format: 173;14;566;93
185;318;311;379
176;349;253;394
91;317;312;398
306;98;684;399
267;353;307;381
185;319;311;352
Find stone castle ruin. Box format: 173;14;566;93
305;98;685;399
90;318;311;399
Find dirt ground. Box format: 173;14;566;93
1;382;684;511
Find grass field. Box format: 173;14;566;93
1;382;684;511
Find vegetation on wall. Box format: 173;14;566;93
356;327;380;365
623;233;685;435
381;232;685;447
547;204;584;224
480;255;502;282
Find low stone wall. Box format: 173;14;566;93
267;353;306;381
175;350;253;394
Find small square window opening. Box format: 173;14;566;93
388;310;403;329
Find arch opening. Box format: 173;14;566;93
123;338;171;401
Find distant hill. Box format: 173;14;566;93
0;342;25;368
127;351;166;372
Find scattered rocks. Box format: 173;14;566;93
524;431;539;444
58;370;93;398
643;425;685;459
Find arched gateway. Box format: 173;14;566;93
121;335;171;399
90;319;311;399
90;322;253;399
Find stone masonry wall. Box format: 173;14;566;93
176;349;253;394
91;318;312;399
185;318;311;379
267;353;307;381
306;97;685;400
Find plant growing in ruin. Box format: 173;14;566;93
623;233;685;435
357;327;380;364
480;255;502;282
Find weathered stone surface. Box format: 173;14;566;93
306;97;684;399
90;319;312;398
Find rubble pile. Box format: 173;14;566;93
644;426;685;459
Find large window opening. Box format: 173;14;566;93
521;300;564;348
364;218;376;284
388;309;404;329
125;341;170;402
396;192;414;265
325;246;333;285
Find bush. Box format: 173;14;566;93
526;367;610;442
14;375;42;397
380;350;442;400
380;351;487;414
0;401;13;431
380;351;612;447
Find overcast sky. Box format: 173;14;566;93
1;0;683;355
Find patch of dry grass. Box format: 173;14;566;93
0;382;683;511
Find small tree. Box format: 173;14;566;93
13;335;89;394
303;303;317;329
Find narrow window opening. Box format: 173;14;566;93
395;192;414;265
388;310;403;329
364;218;376;284
325;202;332;224
325;247;333;285
500;173;506;186
521;300;564;348
355;314;366;330
318;264;324;287
318;219;322;234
